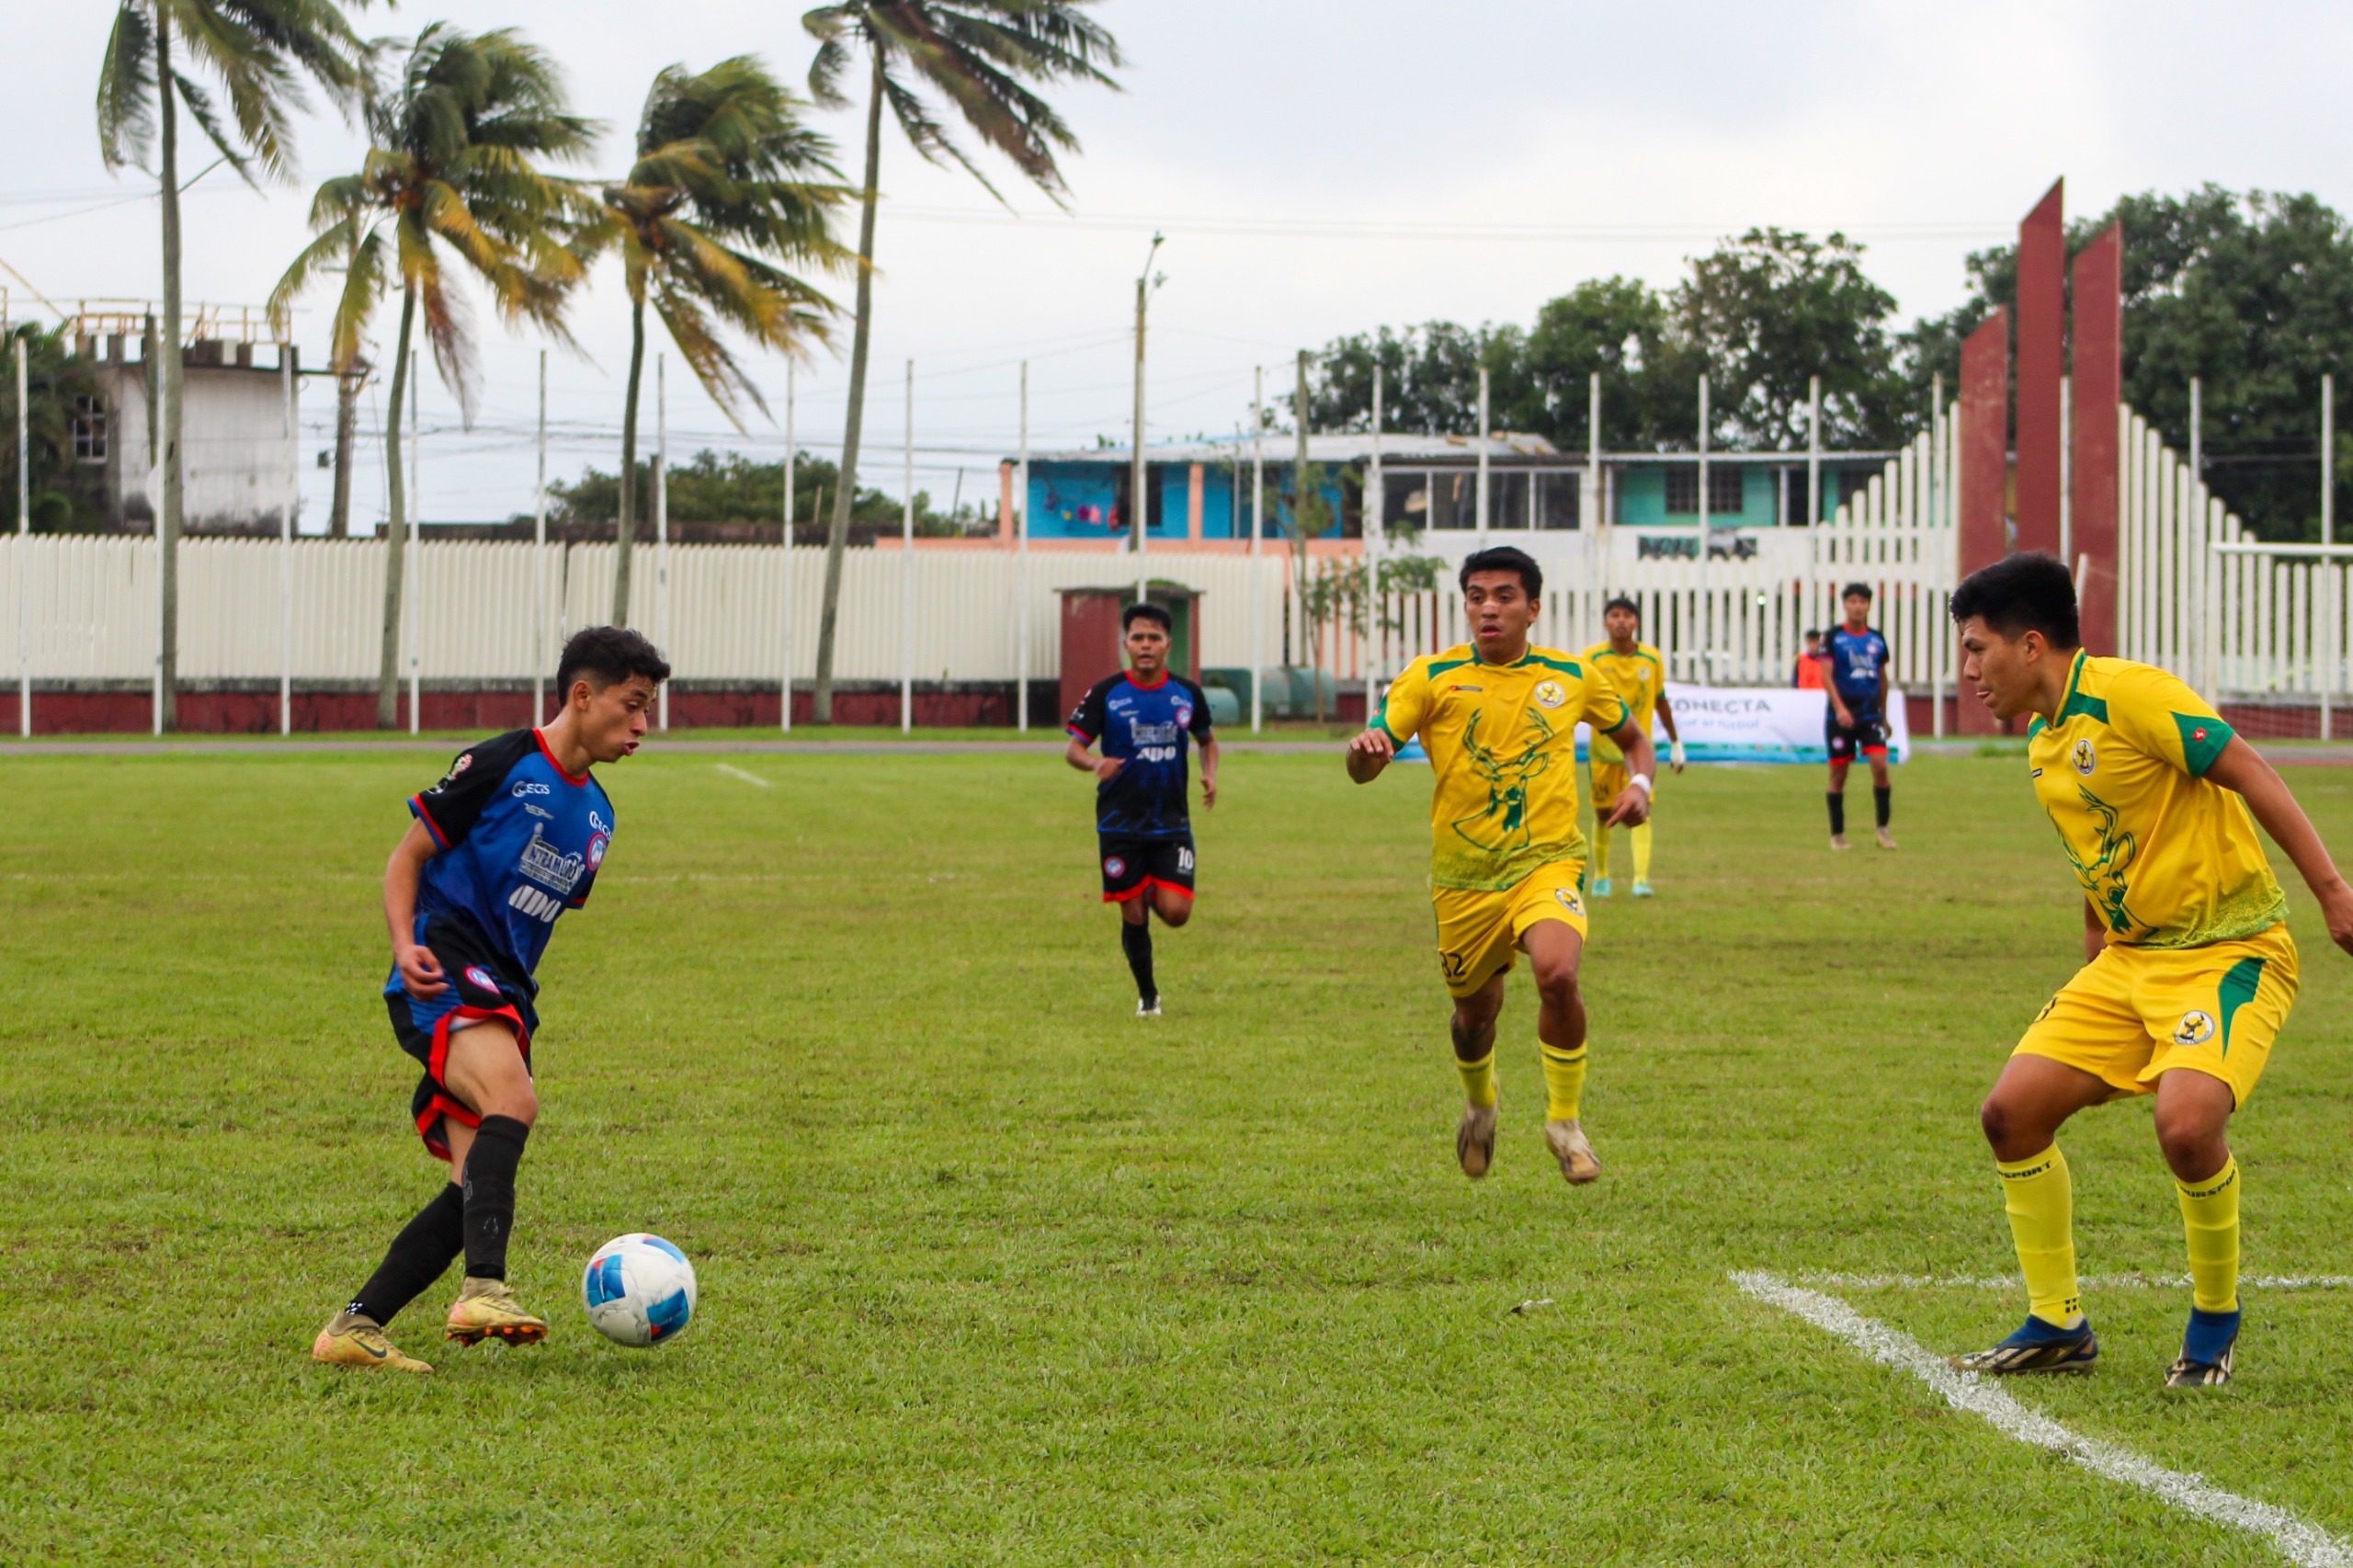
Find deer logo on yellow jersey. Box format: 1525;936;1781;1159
1450;708;1557;854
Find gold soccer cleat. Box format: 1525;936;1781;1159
1545;1119;1602;1185
1456;1100;1499;1179
445;1277;549;1346
312;1311;434;1373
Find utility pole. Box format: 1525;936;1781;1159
1295;348;1309;676
15;334;28;737
533;348;547;723
1131;231;1165;604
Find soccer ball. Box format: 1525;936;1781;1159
582;1233;698;1347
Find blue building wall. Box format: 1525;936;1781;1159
1027;459;1337;541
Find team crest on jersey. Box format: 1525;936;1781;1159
2173;1009;2218;1047
1553;887;1585;916
1174;703;1193;730
1533;680;1567;710
463;965;500;995
585;831;609;870
2072;738;2097;776
440;753;472;786
1103;855;1127;879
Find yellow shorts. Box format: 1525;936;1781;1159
2014;924;2299;1108
1590;759;1629;811
1430;859;1589;1000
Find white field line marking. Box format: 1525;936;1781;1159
1795;1271;2353;1292
1731;1271;2353;1568
713;764;774;789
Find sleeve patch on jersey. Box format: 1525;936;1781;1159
2175;711;2234;776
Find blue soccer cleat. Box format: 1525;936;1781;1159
1948;1314;2098;1375
2165;1306;2240;1389
1631;881;1655;899
1592;878;1614;899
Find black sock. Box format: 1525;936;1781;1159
1827;792;1846;835
1120;920;1157;1004
461;1115;531;1280
1874;785;1892;828
349;1183;464;1324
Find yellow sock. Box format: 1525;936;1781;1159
1592;825;1612;879
1996;1145;2082;1328
2177;1156;2241;1313
1540;1042;1587;1121
1456;1049;1497;1108
1631;822;1654;883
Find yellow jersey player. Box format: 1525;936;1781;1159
1347;547;1656;1186
1949;552;2353;1388
1579;597;1685;898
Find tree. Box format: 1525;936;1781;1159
575;57;852;627
1666;228;1904;449
801;0;1122;722
1898;187;2353;540
270;24;597;725
1307;322;1525;438
96;0;370;727
544;448;950;535
0;324;110;533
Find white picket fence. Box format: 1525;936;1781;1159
2114;405;2349;708
3;395;2342;725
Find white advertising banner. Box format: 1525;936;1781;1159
1578;683;1910;765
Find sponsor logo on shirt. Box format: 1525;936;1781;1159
1131;722;1181;745
506;884;563;923
512;781;551;798
519;829;585;895
522;803;553;820
1449;685;1483;694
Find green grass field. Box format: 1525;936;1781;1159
6;746;2351;1562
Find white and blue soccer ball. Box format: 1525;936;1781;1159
582;1233;697;1347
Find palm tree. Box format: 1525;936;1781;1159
96;0;370;729
800;1;1122;722
574;57;853;627
270;25;597;726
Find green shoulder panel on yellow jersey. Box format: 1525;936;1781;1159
2026;652;2282;949
1384;643;1622;892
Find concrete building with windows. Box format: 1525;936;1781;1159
51;303;301;533
988;433;1902;556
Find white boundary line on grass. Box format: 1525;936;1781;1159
713;764;773;789
1730;1271;2353;1568
1794;1271;2353;1292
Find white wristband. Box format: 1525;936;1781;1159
1626;774;1654;796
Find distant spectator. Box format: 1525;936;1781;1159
1794;631;1827;691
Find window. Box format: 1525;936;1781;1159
73;394;107;463
1836;469;1873;512
1710;465;1744;516
1534;472;1581;529
1665;464;1745;517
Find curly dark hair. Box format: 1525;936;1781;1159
556;626;672;696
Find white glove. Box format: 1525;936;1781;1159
1669;738;1688;772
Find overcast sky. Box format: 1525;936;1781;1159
6;0;2350;528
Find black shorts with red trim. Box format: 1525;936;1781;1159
384;931;536;1162
1825;710;1890;760
1099;831;1196;903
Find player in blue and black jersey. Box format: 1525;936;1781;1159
1824;583;1896;851
312;626;668;1373
1064;603;1219;1017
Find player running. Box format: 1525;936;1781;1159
1580;596;1685;898
1347;546;1655;1185
1947;553;2353;1387
312;626;668;1373
1824;584;1895;850
1065;603;1218;1017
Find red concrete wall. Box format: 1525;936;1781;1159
2014;180;2065;556
0;686;1035;736
2070;224;2124;654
